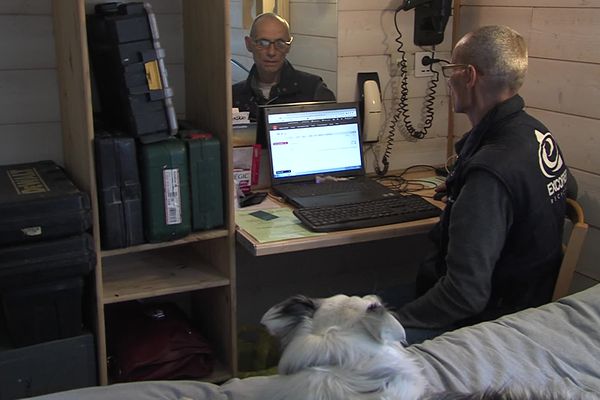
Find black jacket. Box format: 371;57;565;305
398;95;569;328
232;61;336;144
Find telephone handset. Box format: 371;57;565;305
357;72;383;143
362;80;382;143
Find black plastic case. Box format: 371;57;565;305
0;233;95;347
0;160;92;246
2;278;86;347
0;333;97;398
0;233;95;290
94;132;144;249
87;2;177;143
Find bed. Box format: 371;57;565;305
28;284;600;399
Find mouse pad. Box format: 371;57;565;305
249;210;279;221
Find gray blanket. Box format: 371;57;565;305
409;283;600;396
29;284;600;399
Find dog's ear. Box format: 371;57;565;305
361;300;407;345
261;295;319;347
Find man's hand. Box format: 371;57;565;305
433;182;448;203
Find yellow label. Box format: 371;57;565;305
144;60;163;90
7;167;49;194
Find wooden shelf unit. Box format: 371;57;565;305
52;0;236;385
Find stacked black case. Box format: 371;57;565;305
0;160;91;245
87;2;177;143
0;161;95;348
94;132;144;249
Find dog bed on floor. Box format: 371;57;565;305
26;284;600;399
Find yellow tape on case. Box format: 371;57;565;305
144;60;163;90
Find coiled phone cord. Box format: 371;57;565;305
375;9;440;176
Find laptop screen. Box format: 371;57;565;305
264;102;365;184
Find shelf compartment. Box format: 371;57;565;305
100;229;229;258
102;245;230;304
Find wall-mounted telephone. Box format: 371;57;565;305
371;1;452;176
357;72;382;143
399;0;452;46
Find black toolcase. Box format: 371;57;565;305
0;160;92;246
87;2;177;143
94;132;144;249
0;160;95;350
0;333;97;398
0;234;95;347
0;234;95;290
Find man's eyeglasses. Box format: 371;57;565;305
441;63;469;78
253;37;293;51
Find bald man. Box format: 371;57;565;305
387;25;573;343
232;13;335;143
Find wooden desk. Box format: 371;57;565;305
235;171;445;328
236;172;444;257
237;211;439;257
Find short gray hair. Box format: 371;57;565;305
249;12;290;39
456;25;528;92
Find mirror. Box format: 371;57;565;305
230;0;338;95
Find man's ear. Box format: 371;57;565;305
244;36;253;52
466;64;478;88
261;295;318;347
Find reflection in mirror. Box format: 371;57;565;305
231;59;251;84
230;0;337;95
256;0;290;22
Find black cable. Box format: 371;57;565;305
375;10;442;177
373;164;442;194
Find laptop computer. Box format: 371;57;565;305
263;101;397;208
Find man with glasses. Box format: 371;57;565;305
232;12;335;137
388;25;574;343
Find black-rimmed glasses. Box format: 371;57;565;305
253;37;293;51
441;63;469;78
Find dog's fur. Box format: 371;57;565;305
258;294;599;400
259;294;426;400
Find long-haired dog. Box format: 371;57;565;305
256;294;599;400
258;293;426;400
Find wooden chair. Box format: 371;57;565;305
552;198;589;300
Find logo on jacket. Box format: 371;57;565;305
535;130;563;178
535;130;566;200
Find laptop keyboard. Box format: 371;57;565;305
293;194;441;232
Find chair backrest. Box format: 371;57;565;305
552;198;589;300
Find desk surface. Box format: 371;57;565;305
236;171;445;256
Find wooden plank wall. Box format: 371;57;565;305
336;0;453;173
0;1;62;165
230;0;338;92
0;0;186;167
457;0;600;291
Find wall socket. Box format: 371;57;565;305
415;51;433;78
